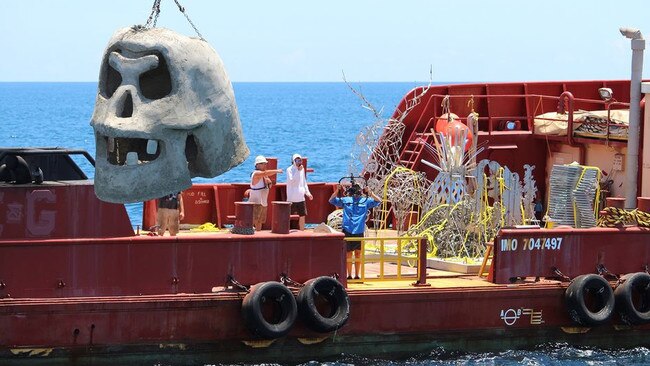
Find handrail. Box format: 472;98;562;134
344;235;428;286
0;148;96;166
0;148;95;180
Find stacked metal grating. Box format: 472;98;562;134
548;165;580;226
547;164;598;228
572;168;599;228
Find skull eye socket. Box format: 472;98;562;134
139;52;172;100
101;49;123;99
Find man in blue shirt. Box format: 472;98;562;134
329;183;381;279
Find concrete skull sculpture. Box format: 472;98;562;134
91;27;249;203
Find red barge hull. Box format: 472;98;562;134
2;281;650;364
3;79;650;364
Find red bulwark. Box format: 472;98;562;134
493;227;650;283
0;182;133;240
0;231;346;298
145;182;339;230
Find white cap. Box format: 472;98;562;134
292;153;302;161
254;155;268;165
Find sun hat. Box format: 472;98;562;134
292;153;302;161
254;155;268;165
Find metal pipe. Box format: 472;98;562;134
620;27;645;209
559;91;586;164
414;238;430;287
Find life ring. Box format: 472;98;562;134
297;276;350;333
241;281;297;339
614;272;650;325
565;274;614;326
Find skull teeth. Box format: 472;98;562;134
126;152;139;166
108;137;115;153
146;140;158;155
104;136;161;166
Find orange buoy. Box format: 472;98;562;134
434;113;459;134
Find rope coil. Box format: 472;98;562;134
597;206;650;228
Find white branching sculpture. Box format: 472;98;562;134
344;73;432;232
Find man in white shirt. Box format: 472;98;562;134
286;153;313;230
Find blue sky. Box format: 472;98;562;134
1;0;648;82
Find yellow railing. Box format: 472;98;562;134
344;236;427;285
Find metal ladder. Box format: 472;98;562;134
478;242;494;278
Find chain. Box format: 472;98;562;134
552;266;571;282
173;0;205;41
225;275;249;292
136;0;205;42
596;263;619;281
279;273;304;288
143;0;162;29
441;95;450;116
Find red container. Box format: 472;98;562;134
234;201;255;229
605;197;625;209
271;201;292;234
638;197;650;212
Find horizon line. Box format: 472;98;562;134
0;80;434;84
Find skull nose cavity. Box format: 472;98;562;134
118;91;134;118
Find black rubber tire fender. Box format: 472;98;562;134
565;274;614;326
241;281;297;339
297;276;350;333
615;272;650;325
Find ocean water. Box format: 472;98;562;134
1;82;647;365
0;81;416;226
294;344;650;365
